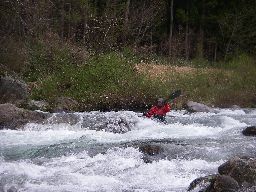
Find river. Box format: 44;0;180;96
1;108;256;192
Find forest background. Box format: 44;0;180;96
0;0;256;111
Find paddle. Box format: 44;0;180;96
166;89;181;103
140;90;181;118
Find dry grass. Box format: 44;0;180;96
134;63;227;81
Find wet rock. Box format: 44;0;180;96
7;186;18;192
81;112;135;134
218;156;256;186
231;105;241;109
52;97;79;112
188;156;256;191
213;175;239;192
184;101;214;113
27;100;50;111
45;113;80;125
0;103;49;129
242;126;256;136
104;118;131;133
238;186;256;192
188;175;239;192
0;76;28;106
139;144;164;163
188;174;216;191
139;144;163;156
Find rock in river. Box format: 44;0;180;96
242;126;256;136
184;101;214;113
188;156;256;191
0;76;28;106
218;156;256;186
0;103;49;129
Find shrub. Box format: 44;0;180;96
31;52;162;110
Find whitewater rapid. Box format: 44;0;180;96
0;108;256;191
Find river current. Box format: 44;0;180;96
0;108;256;192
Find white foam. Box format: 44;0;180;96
218;108;246;115
0;115;233;147
0;129;83;147
248;109;256;115
219;116;247;128
1;108;255;191
0;147;223;192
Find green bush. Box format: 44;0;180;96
31;52;163;110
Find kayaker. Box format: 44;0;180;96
143;98;172;122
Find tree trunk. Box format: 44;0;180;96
196;0;205;58
83;4;88;45
150;29;153;53
214;42;217;61
68;3;71;39
169;0;174;57
224;16;237;60
185;0;189;60
124;0;130;27
60;1;65;39
197;26;204;58
123;0;130;43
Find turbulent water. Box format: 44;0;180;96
1;108;256;192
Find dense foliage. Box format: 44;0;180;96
0;0;256;109
1;0;255;59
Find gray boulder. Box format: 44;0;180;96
184;101;214;113
213;175;239;192
188;175;239;192
52;97;79;112
81;112;135;134
238;186;256;192
0;76;28;106
242;126;256;136
188;156;256;191
7;186;18;192
231;105;241;109
139;144;164;163
218;156;256;186
46;113;80;125
0;103;49;129
27;100;50;111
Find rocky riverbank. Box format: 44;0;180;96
188;156;256;192
1;75;256;191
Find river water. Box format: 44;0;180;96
0;108;256;192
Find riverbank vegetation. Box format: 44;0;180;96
0;0;256;110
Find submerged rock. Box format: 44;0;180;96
139;144;164;163
7;186;18;192
242;126;256;136
0;76;28;106
0;103;49;129
139;144;163;156
184;101;214;113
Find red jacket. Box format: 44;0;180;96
145;103;171;118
